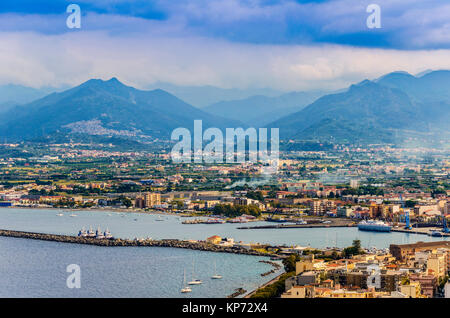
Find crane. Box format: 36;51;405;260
400;194;412;230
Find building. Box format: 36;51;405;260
409;274;437;298
400;282;421;298
206;235;222;244
426;251;447;278
135;192;161;209
390;241;450;261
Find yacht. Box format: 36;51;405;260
104;228;113;239
211;260;222;279
188;260;203;285
181;269;192;293
87;226;96;237
95;227;105;239
77;227;87;237
430;230;443;237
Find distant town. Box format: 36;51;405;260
0;141;449;298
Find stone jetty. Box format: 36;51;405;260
0;229;274;257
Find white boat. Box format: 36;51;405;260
77;227;87;237
188;260;203;285
156;215;164;221
211;260;222;279
87;226;96;237
181;269;192;293
57;213;64;216
70;214;77;217
104;228;113;239
95;227;105;239
357;220;391;232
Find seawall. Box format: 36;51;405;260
0;229;274;257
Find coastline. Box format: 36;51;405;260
244;271;286;298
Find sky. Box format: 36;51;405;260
1;0;450;91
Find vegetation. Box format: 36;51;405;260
342;239;365;258
213;204;261;217
250;272;295;298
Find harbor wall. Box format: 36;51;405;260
0;229;275;257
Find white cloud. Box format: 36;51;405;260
1;27;450;92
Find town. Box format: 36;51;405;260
0;141;449;298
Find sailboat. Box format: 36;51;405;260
211;260;222;279
188;260;203;285
180;269;192;293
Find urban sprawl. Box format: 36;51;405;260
0;142;449;298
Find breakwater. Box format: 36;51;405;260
259;260;281;277
0;229;274;257
238;223;356;230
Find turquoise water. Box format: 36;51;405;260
0;208;446;248
0;236;280;297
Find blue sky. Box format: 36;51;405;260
0;0;450;90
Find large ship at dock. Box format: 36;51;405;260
357;220;391;232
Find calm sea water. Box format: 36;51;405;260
0;208;446;248
0;236;280;297
0;207;446;298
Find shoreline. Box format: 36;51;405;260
244;271;286;298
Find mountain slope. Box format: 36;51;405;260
147;82;282;108
203;91;325;126
268;80;440;143
0;78;242;140
377;70;450;103
0;84;56;105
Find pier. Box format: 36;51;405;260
391;227;450;237
0;229;276;257
238;223;356;230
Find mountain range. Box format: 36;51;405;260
268;71;450;143
0;71;449;145
203;90;326;126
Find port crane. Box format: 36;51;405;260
400;194;412;230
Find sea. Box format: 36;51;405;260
0;207;446;297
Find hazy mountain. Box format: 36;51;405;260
269;80;449;143
203;91;326;126
0;78;242;140
377;70;450;102
0;84;56;105
146;82;282;107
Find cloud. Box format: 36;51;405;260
2;0;450;49
1;1;450;91
1;28;450;92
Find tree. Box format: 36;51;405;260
342;239;364;258
282;254;301;272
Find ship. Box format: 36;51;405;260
205;218;226;224
357;220;391;232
